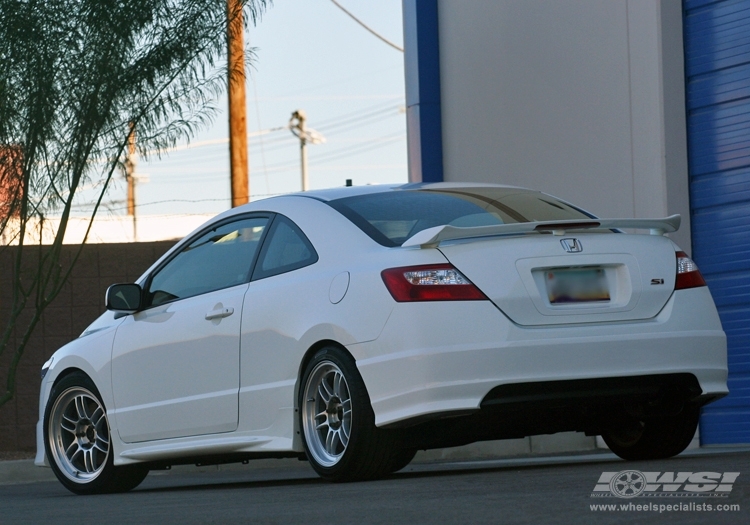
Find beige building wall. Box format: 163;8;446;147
436;0;692;252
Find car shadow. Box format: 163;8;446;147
130;453;632;494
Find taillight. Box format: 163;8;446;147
381;264;488;302
675;251;706;290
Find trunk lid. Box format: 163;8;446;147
438;232;677;326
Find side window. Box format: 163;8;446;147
252;216;318;280
147;216;269;306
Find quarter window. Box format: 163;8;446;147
147;217;269;306
252;216;318;280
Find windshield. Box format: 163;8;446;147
328;187;595;247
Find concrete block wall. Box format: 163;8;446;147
0;241;175;452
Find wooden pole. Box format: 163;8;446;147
227;0;249;207
126;123;136;216
126;122;137;241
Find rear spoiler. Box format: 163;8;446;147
402;214;681;249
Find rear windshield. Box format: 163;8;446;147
327;187;595;247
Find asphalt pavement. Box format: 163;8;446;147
1;447;748;525
4;445;749;486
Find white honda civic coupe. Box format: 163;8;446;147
36;183;727;494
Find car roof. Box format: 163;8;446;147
282;181;531;203
212;182;537;224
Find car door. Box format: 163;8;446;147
110;215;270;443
238;215;320;431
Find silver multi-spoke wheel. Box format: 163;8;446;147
302;361;352;467
48;386;110;483
300;347;399;481
44;373;148;495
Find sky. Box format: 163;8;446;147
84;0;407;224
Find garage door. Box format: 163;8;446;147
684;0;750;444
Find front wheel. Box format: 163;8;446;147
299;346;397;481
601;405;700;461
44;372;148;495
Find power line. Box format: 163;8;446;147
320;110;404;137
319;105;403;133
146;128;406;180
70;194;293;213
315;99;400;127
131;101;403;161
294;163;408;173
329;0;404;52
248;131;406;173
136;108;404;169
144;126;289;156
312;134;405;164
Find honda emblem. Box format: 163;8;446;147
560;238;582;253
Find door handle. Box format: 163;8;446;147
205;307;234;320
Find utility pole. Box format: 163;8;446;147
227;0;249;206
125;122;137;241
290;110;325;191
291;110;308;191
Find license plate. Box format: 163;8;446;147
546;267;610;304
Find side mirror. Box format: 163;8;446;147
105;283;142;312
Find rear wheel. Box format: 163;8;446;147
602;405;700;461
385;447;417;473
44;372;148;495
300;346;397;481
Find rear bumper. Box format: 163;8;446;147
351;286;727;427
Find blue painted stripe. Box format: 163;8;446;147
706;273;750;308
690;202;750;273
684;0;750;76
701;408;750;445
685;0;724;11
690;167;750;208
707;377;750;409
687;63;750;108
686;0;750;444
687;98;750;176
403;0;443;183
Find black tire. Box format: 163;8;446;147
385;447;417;474
299;346;398;481
44;372;148;495
602;405;700;461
